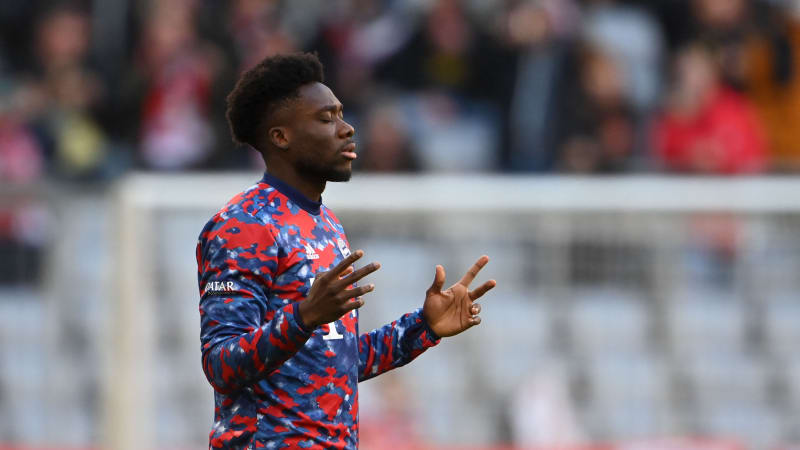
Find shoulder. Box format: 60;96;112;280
224;182;282;224
321;205;343;227
199;183;281;249
320;206;349;239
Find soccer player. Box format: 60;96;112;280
196;52;497;449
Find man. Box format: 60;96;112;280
197;52;496;449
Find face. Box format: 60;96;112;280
676;46;716;98
38;10;90;66
282;82;356;182
694;0;745;29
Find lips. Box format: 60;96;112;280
341;142;357;160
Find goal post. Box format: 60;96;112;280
105;172;800;449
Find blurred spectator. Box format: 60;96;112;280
310;0;412;115
375;0;514;171
356;99;419;172
377;0;491;98
219;0;298;169
506;0;656;173
137;1;214;170
119;0;234;171
1;0;797;176
743;2;800;171
653;43;767;174
554;44;638;173
644;0;766;90
581;0;665;113
227;0;298;73
25;4;113;180
686;0;759;90
506;0;582;171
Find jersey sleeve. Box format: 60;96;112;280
197;214;313;394
357;308;441;382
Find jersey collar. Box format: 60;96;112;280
259;172;322;215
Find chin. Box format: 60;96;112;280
327;168;352;182
323;161;353;182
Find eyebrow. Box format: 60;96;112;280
316;104;343;114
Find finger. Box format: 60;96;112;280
458;255;490;287
428;265;446;293
468;316;481;326
341;297;365;313
339;283;375;301
470;303;481;316
336;262;381;288
469;279;497;301
321;250;364;281
339;266;355;278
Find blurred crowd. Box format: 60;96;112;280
3;0;800;183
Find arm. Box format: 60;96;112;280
198;216;312;394
358;309;441;382
358;255;497;382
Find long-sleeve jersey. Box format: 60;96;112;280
196;172;440;449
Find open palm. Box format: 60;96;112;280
423;255;497;338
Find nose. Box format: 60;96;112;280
339;118;355;139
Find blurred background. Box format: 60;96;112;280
2;0;800;448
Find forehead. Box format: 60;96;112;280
295;82;340;112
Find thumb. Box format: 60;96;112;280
429;265;445;293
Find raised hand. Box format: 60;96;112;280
422;255;497;338
298;250;381;329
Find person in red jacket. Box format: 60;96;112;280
654;42;767;174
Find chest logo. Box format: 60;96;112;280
304;243;320;260
337;238;351;257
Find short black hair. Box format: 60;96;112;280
225;52;324;151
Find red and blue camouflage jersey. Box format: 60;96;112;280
196;173;441;449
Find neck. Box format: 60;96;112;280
264;158;326;202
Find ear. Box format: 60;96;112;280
267;126;290;150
